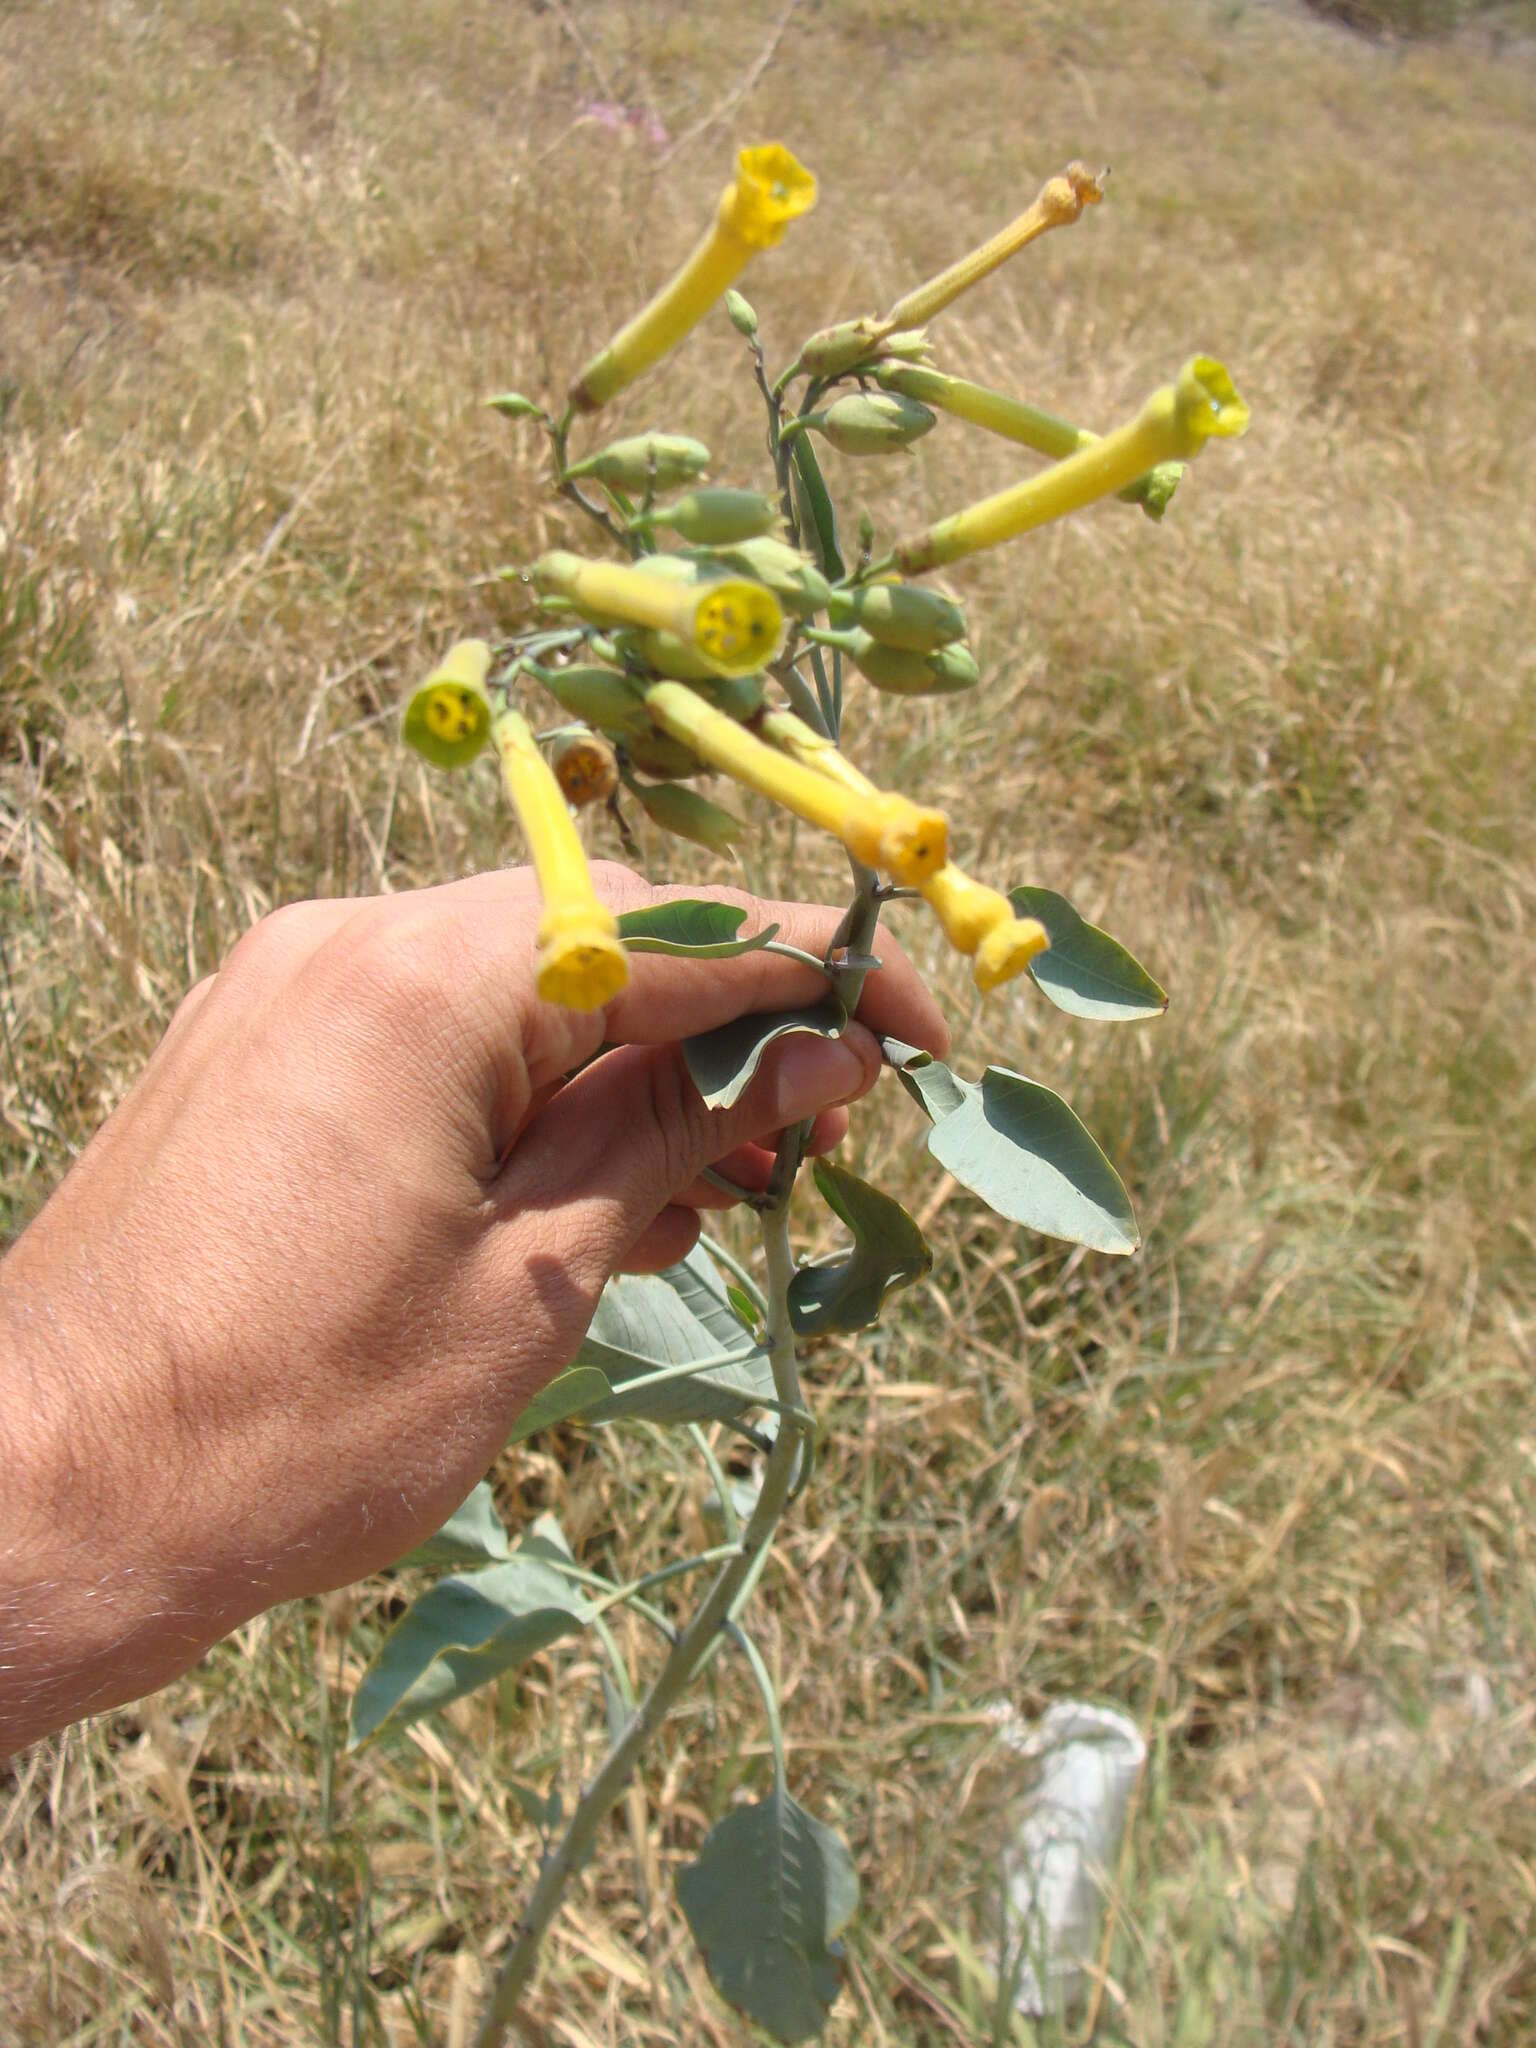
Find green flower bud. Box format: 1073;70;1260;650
631;779;744;855
879;328;932;362
627;729;707;780
625;627;719;682
535;663;650;741
846;630;979;696
402;640;495;769
692;670;765;721
629;550;711;584
1119;460;1185;522
700;535;831;618
642;488;782;546
827;581;966;652
797;317;887;379
485;391;548;421
724;289;759;339
565;433;711;492
813;391;936;456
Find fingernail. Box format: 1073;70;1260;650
770;1033;867;1124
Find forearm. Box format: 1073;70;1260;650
0;1221;234;1755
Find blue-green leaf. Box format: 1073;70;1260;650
885;1042;1139;1254
505;1364;614;1444
400;1480;511;1569
881;1036;971;1122
789;1159;931;1337
927;1065;1140;1255
348;1546;593;1746
684;999;847;1112
678;1792;859;2043
617;900;781;959
577;1243;775;1425
1008;886;1167;1022
788;435;845;582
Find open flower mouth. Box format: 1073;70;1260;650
424;689;486;744
693;582;784;675
728;144;817;248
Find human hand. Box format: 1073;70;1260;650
0;864;947;1749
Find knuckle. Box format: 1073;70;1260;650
223;900;315;979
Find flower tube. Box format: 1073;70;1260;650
532;551;784;679
569;144;817;414
891;356;1249;575
877;362;1184;519
755;708;878;797
492;707;629;1011
878;162;1103;336
920;865;1049;993
641;681;947;884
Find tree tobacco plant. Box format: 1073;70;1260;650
359;141;1248;2045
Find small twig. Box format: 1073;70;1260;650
657;0;802;167
545;0;616;102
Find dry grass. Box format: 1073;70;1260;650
3;0;1534;2041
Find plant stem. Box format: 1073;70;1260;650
549;408;635;554
472;1129;811;2047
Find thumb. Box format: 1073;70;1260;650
484;1024;876;1305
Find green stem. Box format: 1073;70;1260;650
699;1164;768;1210
697;1230;767;1312
723;1620;787;1789
472;1128;810;2047
686;1425;744;1543
775;658;831;737
549;411;635;554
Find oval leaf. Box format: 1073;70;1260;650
400;1480;511;1569
617;900;780;959
684;999;847;1112
928;1065;1140;1255
1008;886;1167;1022
506;1364;614;1445
789;1158;932;1337
678;1792;859;2044
577;1243;775;1425
348;1550;594;1747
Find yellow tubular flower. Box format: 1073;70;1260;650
533;552;783;679
974;916;1050;994
892;356;1249;574
401;640;495;770
878;162;1103;335
879;363;1185;516
569;144;817;413
643;682;948;884
755;708;878;797
920;863;1015;954
879;362;1088;461
493;708;629;1011
918;865;1050;993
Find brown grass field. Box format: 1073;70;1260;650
3;1;1534;2041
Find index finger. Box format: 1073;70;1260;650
594;867;951;1060
383;864;949;1102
